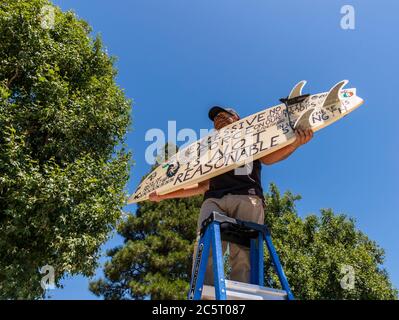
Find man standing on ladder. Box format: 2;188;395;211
149;106;313;286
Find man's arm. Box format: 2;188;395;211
148;180;210;202
260;129;313;165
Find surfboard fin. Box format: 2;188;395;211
288;80;307;99
280;81;309;106
293;107;315;130
322;80;348;108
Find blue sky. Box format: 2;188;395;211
49;0;399;299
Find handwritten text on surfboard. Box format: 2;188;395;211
131;92;352;201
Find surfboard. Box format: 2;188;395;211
128;80;364;204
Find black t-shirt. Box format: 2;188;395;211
204;160;265;201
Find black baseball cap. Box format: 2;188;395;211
208;106;240;121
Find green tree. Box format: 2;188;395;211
0;0;131;299
263;183;397;300
91;183;397;300
90;196;202;300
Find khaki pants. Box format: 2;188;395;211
193;194;265;285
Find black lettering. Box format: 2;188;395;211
236;147;249;162
270;135;279;147
312;114;323;122
221;135;230;146
232;139;245;150
228;150;239;165
251;143;260;156
245;116;258;126
259;140;268;152
183;168;194;181
209;147;227;164
322;112;329;121
173;173;184;185
214;157;225;169
202;163;213;175
245;125;254;135
190;165;205;180
209;140;219;150
252;130;266;144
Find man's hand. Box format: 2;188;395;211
148;191;163;202
292;128;313;148
147;181;209;202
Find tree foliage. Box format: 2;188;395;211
263;183;397;300
90;196;202;300
91;183;397;300
0;0;131;299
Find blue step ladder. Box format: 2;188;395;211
188;211;294;300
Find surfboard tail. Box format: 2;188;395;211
293;80;350;130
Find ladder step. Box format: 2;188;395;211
201;280;288;300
